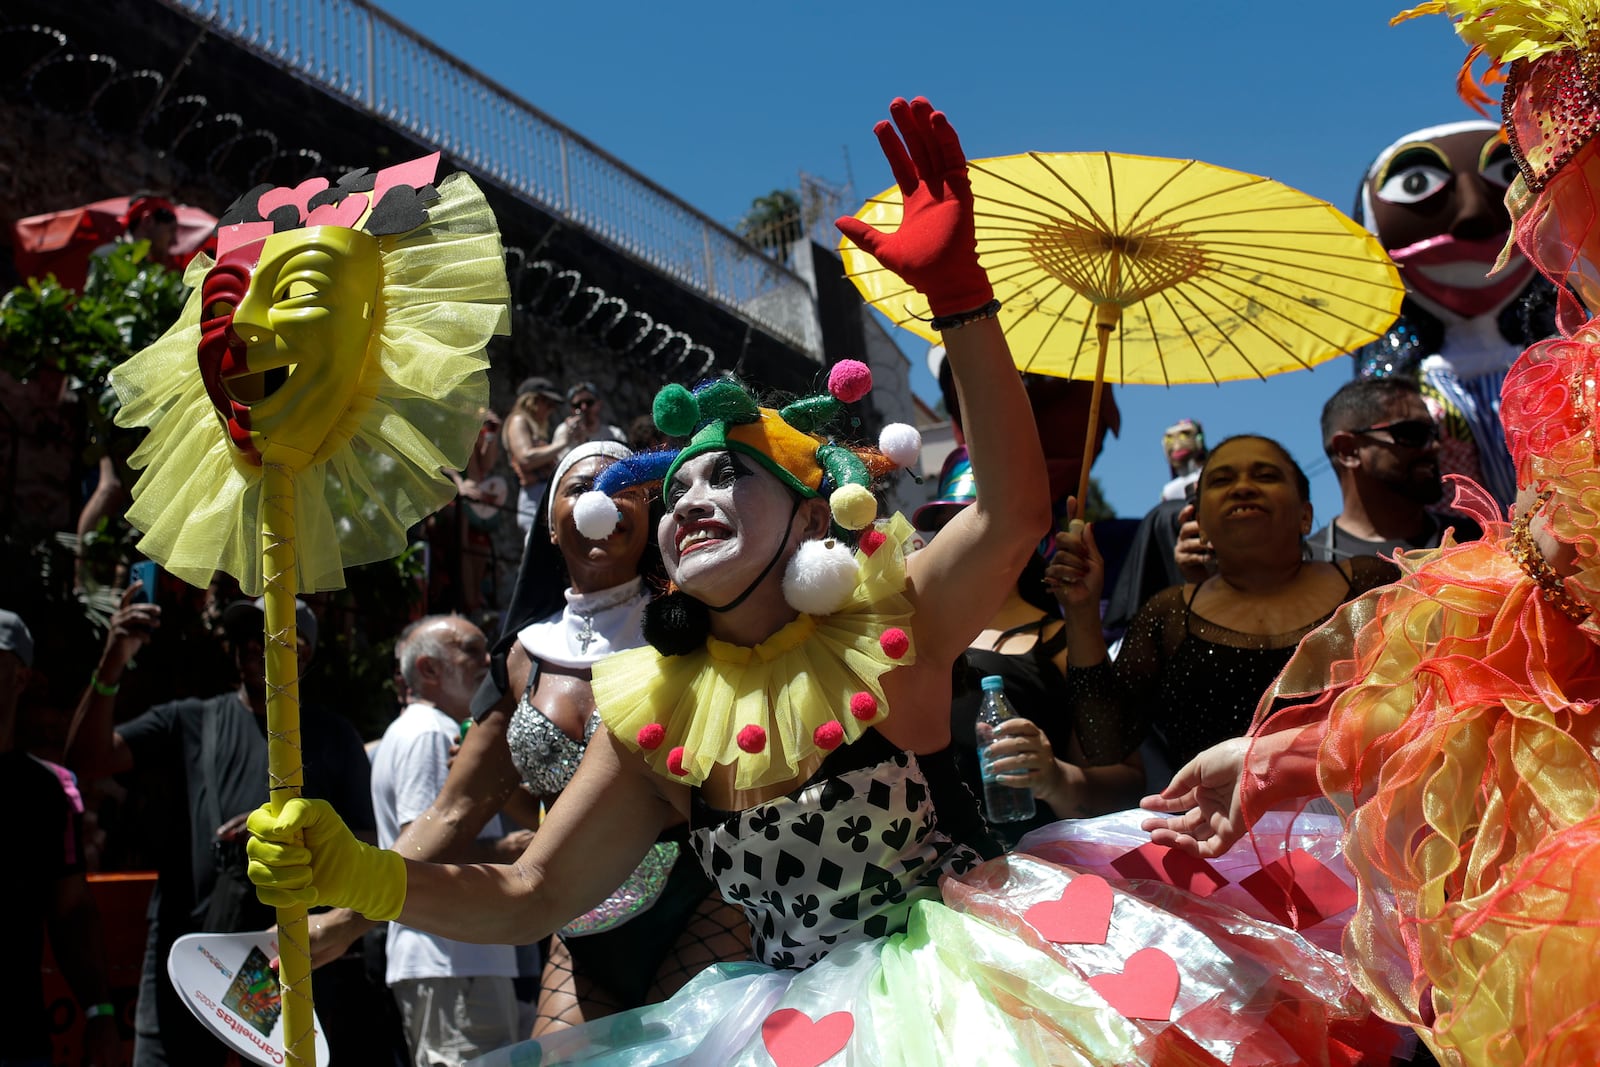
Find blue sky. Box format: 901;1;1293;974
375;0;1478;522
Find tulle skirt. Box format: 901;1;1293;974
469;812;1408;1067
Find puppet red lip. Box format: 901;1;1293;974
1389;234;1535;316
1388;234;1510;267
677;520;731;556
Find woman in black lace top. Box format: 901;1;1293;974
1049;435;1399;773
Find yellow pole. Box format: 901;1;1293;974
1073;244;1124;519
261;460;314;1067
1075;304;1120;515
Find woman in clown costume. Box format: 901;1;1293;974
1136;6;1600;1065
246;98;1387;1066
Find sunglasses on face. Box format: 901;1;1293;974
572;398;597;410
1351;418;1440;449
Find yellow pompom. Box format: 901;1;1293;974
830;483;878;531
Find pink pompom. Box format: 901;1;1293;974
737;724;768;753
859;528;887;557
879;627;909;660
813;721;845;750
849;692;879;720
636;723;666;750
667;746;688;776
828;360;873;403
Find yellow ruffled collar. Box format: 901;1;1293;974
592;513;917;790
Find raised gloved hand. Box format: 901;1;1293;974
836;96;993;316
246;798;407;921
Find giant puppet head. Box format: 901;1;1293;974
1351;121;1557;379
110;153;511;594
1360;121;1534;320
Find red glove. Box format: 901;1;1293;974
836;97;993;317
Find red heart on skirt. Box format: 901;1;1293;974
761;1008;854;1067
1087;947;1180;1021
1023;873;1114;945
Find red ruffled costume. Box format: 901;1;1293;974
1243;328;1600;1065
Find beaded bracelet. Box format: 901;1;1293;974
929;298;1002;333
1507;492;1591;623
90;671;121;697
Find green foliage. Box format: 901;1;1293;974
1;242;190;464
0;246;424;736
0;241;189;388
1083;477;1115;523
739;189;803;252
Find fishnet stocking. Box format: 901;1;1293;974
529;936;622;1037
529;890;751;1038
648;893;749;1001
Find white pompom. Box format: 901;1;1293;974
782;538;860;616
878;423;922;468
574;490;621;539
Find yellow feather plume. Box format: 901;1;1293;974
1394;1;1600;65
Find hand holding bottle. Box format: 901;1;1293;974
975;676;1036;823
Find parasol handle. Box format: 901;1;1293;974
261;461;315;1067
1074;302;1122;519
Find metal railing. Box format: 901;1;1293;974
159;0;822;358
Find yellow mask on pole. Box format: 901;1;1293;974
208;226;383;471
113;155;511;594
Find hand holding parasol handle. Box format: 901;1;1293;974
260;460;315;1067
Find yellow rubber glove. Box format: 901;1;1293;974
246;798;407;921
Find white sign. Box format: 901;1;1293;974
167;930;330;1066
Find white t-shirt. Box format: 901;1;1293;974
371;702;517;984
1159;469;1200;503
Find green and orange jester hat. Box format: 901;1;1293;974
573;360;923;540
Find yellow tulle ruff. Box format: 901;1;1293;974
593;514;918;790
109;172;510;594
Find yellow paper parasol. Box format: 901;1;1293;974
840;151;1404;505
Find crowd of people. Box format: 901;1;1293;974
13;7;1600;1063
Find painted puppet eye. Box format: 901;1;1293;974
1479;142;1518;190
1377;163;1451;205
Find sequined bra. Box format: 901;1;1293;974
506;659;598;798
506;656;681;940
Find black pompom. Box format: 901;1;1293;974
642;591;710;656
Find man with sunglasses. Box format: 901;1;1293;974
1310;377;1482;562
550;380;627;461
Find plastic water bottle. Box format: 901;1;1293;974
976;675;1035;823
